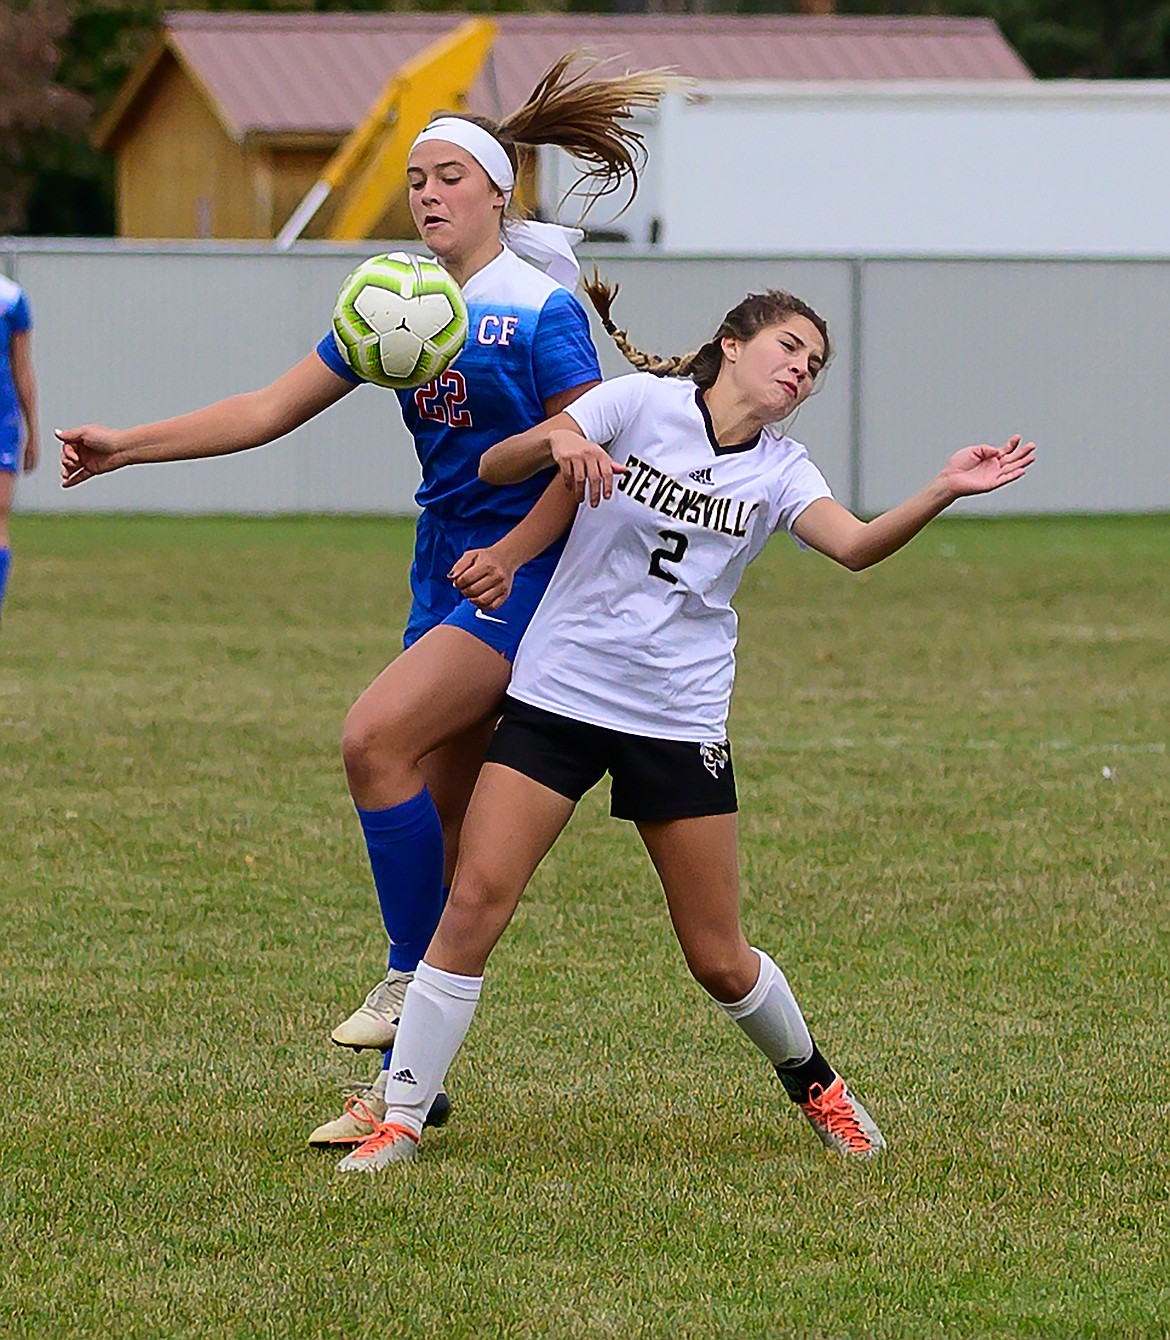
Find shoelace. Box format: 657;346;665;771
344;1096;382;1127
349;1119;419;1160
802;1081;873;1152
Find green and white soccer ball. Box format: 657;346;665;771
332;252;468;390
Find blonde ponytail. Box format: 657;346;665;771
502;54;681;212
434;54;681;221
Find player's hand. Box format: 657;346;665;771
56;424;129;488
22;431;40;474
450;546;515;612
940;435;1036;498
549;431;626;508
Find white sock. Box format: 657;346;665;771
382;960;482;1136
718;948;813;1068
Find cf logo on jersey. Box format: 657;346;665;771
477;314;519;346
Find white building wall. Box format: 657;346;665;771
655;82;1170;258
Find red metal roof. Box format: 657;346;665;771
153;11;1031;141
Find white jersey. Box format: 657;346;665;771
508;373;833;741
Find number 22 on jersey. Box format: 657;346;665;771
414;370;472;427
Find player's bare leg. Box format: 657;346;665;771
638;814;884;1158
337;765;574;1172
329;627;510;1048
308;715;498;1144
342;625;510;812
313;630;511;1145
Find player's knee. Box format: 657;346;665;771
685;943;755;1002
340;711;377;783
341;702;408;782
446;864;511;918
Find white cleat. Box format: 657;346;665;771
308;1085;450;1146
330;970;413;1051
800;1075;886;1159
308;1091;386;1147
336;1121;420;1173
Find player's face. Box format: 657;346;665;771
723;316;825;420
406;142;506;264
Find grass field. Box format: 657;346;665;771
2;513;1167;1339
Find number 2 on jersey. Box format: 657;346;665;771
414;370;472;427
648;530;689;584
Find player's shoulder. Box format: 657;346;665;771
619;373;701;415
0;274;25;312
570;373;691;428
761;425;815;464
580;370;662;406
464;248;556;307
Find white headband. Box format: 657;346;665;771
410;116;584;290
411;117;516;200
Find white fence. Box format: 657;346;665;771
4;239;1168;516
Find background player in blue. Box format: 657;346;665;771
57;55;675;1144
333;282;1036;1173
0;274;40;625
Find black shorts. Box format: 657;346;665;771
486;697;738;822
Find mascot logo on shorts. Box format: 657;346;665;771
699;741;730;779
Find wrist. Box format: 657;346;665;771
930;473;961;508
116;426;152;464
487;536;520;572
547;429;578;462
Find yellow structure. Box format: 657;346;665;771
285;19;496;247
95;20;495;241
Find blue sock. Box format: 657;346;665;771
356;788;445;975
0;548;10;615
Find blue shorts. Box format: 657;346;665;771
0;419;20;473
402;511;561;662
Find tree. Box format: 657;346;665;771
0;0;90;232
805;0;1170;78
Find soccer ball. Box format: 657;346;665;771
332;252;468;390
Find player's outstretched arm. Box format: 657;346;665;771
794;435;1036;572
57;353;354;488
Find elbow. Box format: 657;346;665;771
479;450;520;485
833;543;870;573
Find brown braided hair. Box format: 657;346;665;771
429;53;680;219
583;270;832;390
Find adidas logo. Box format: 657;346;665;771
688;466;714;486
391;1068;418;1085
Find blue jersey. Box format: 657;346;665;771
0;276;31;441
316;246;601;531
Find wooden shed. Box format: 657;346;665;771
95;11;1031;241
